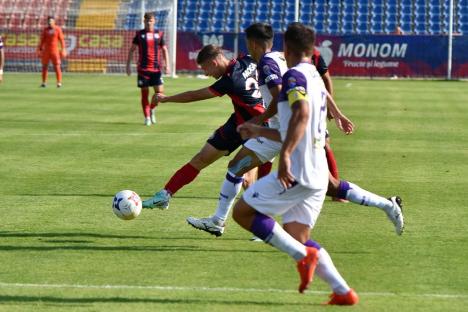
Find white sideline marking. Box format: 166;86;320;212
0;133;204;136
0;282;467;299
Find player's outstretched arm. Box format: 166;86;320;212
237;123;281;142
326;92;354;135
154;87;216;105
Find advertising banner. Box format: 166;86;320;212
178;32;468;78
2;28;468;78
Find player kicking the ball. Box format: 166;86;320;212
232;23;358;304
141;45;265;209
187;23;404;238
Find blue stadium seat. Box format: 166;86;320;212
197;19;210;32
328;22;339;34
256;11;269;23
371;21;384;33
429;22;442;34
356;22;368;34
313;20;326;33
415;22;427;34
212;19;224;32
271;19;282;32
300;13;313;25
184;19;196;32
343;21;355;34
301;3;312;14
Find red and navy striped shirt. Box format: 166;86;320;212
132;29;165;73
209;54;265;125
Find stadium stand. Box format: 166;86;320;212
0;0;466;34
172;0;466;35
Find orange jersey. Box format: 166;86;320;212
38;26;65;53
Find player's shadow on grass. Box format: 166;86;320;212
0;231;152;240
0;244;276;254
16;193;221;200
0;295;321;307
0;231;250;242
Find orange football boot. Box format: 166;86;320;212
296;247;319;293
326;289;359;305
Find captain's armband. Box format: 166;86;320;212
287;87;308;106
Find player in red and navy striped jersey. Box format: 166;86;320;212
126;12;169;126
141;44;265;210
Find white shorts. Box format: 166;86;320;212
243;137;282;163
242;172;327;228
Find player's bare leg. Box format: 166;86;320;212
143;143;228;209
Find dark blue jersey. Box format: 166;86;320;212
209;54;264;125
132;29;165;73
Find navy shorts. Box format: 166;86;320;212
137;71;164;88
207;114;245;155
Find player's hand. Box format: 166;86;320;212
36;49;42;57
126;64;131;76
60;50;67;58
151;93;166;106
237;123;261;140
278;154;295;189
334;115;355;135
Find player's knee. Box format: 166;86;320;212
228;155;253;175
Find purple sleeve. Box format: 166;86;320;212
258;57;282;89
279;69;308;102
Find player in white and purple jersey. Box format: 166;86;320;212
141;44;265;210
234;23;358;304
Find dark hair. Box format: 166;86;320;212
284;22;315;55
47;16;55;21
245;23;274;42
144;12;155;20
196;44;222;64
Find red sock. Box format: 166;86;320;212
164;163;200;195
257;161;273;179
41;65;48;83
325;144;339;179
141;88;150;118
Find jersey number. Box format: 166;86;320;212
245;77;262;99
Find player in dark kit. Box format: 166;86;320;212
142;44;265;209
126;12;169;126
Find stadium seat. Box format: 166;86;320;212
356;22;368;34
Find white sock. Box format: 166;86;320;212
346;182;393;211
266;223;307;261
315;248;350;295
212;171;243;225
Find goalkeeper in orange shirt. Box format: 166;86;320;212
37;16;66;88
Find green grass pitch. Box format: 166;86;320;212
0;73;467;311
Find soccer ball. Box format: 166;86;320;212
112;190;142;220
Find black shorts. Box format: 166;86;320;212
207;114;245;155
137;71;164;88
